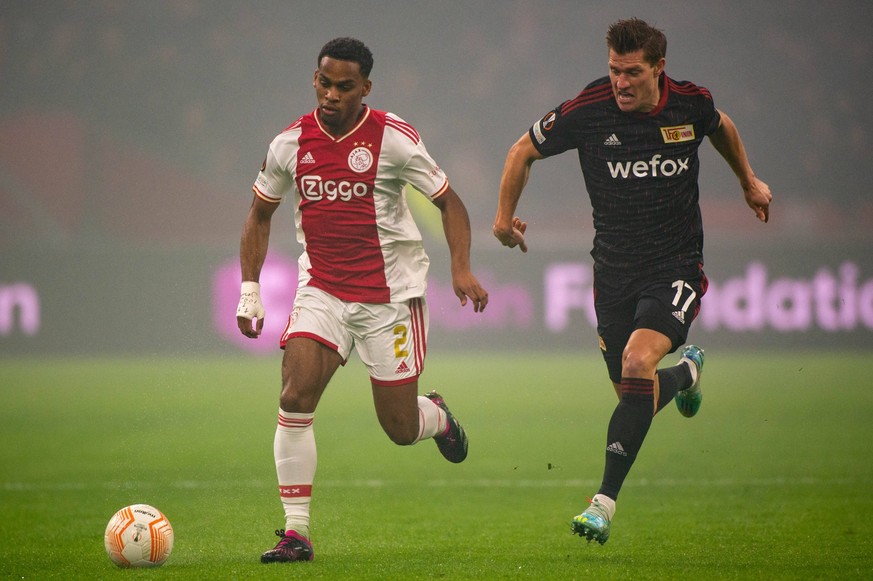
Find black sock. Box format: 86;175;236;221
597;377;654;500
655;361;693;412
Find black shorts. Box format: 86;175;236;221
594;267;708;384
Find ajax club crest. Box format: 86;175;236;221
348;143;373;173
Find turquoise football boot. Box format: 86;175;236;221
675;344;704;418
571;498;611;545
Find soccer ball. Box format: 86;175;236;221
104;504;174;568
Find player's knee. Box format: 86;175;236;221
278;389;317;414
621;348;656;378
385;424;418;446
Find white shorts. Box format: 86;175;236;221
279;286;428;386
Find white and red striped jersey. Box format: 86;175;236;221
253;106;449;304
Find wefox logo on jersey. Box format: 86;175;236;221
300;175;370;201
607;154;690;179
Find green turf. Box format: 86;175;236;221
1;352;871;579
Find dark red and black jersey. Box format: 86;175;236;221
529;74;720;277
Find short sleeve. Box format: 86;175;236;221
529;104;578;159
384;113;449;200
252;140;293;203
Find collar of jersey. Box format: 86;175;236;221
314;105;371;142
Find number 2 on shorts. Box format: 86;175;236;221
393;324;409;358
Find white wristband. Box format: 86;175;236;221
241;281;260;294
237;281;265;322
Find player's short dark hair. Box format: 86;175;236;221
317;37;374;78
606;18;667;65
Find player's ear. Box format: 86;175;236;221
361;79;372;97
654;58;666;76
312;69;320;87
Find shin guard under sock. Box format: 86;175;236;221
597;377;654;500
275;410;316;538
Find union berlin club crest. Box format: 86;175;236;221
348;143;374;173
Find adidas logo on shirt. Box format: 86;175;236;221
603;134;622;146
606;441;627;456
300;151;316;164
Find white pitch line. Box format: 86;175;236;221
1;476;863;492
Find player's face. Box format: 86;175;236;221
313;57;372;136
608;49;665;113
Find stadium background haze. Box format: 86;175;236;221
4;6;872;577
2;0;872;356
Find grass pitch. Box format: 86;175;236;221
1;352;871;579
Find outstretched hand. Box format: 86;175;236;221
744;176;772;223
452;271;489;313
492;217;528;253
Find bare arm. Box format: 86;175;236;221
492;133;544;252
708;109;772;223
237;194;279;337
432;185;488;312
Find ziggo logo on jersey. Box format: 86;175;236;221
299;175;370;201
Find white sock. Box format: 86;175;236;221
592;493;617;521
413;396;447;443
681;358;699;385
274;410;316;538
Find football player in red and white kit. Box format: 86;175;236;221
494;19;771;545
237;37;488;563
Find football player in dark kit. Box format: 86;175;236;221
493;18;772;544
